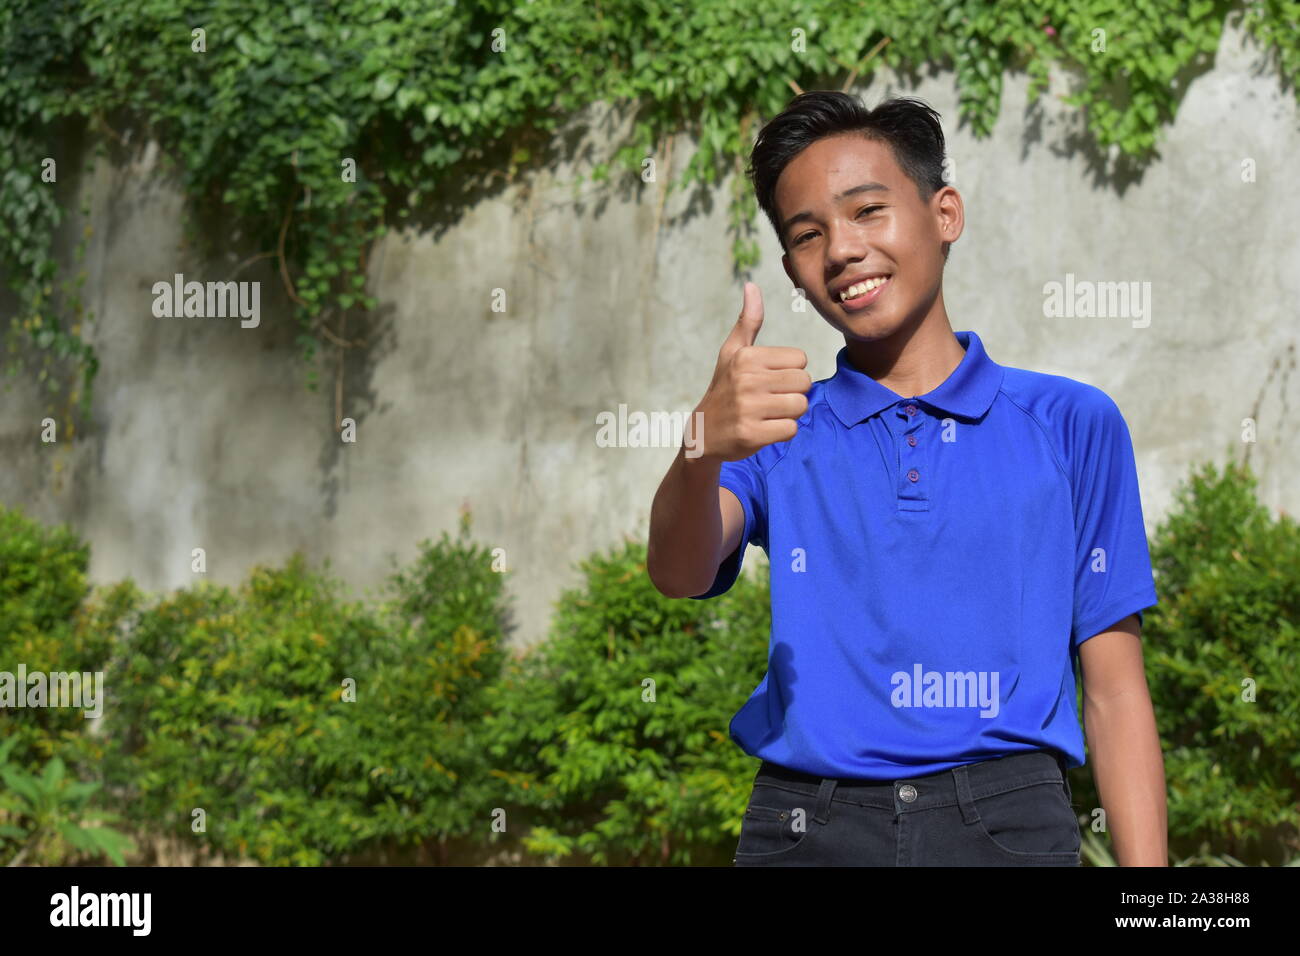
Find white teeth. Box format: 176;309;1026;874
839;276;890;301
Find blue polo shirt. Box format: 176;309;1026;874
691;329;1158;780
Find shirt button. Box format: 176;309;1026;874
907;434;917;446
905;404;917;416
898;784;918;803
907;468;919;482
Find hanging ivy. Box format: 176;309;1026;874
1;0;1294;433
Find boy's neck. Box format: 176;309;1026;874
843;300;967;400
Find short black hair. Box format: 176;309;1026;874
746;92;950;257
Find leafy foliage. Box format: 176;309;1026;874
0;736;136;866
101;558;383;865
0;503;138;770
1069;459;1300;865
100;514;512;865
0;502;90;636
480;534;770;865
1144;460;1300;862
1;456;1297;865
0;0;99;421
3;1;1296;426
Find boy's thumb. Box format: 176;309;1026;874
725;281;765;353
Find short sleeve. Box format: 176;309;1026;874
1069;390;1159;646
689;452;771;600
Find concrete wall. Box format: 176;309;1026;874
3;20;1296;649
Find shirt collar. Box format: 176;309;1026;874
826;329;1004;427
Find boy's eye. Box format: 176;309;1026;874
790;206;883;244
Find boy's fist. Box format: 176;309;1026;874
693;282;812;462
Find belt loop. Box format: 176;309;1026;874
813;776;836;825
952;764;979;824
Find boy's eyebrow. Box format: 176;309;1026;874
780;181;891;239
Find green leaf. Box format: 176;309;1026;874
395;86;421;112
0;769;41;805
43;757;65;790
372;73;401;101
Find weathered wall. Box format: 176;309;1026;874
3;21;1296;648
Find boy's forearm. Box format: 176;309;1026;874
647;444;722;597
1083;688;1168;865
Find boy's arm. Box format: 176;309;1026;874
647;450;740;598
1078;613;1168;866
646;281;808;598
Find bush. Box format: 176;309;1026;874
102;513;512;865
0;504;137;772
337;512;514;863
6;453;1296;867
479;534;770;865
101;555;386;864
1069;459;1300;865
0;736;135;866
0;504;88;636
1146;460;1299;863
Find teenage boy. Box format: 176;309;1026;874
647;92;1165;866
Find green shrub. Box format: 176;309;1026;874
334;513;513;863
0;504;88;635
102;514;512;865
0;504;137;771
479;534;770;865
0;736;135;866
102;556;386;864
1070;459;1300;865
7;453;1296;867
1148;460;1300;863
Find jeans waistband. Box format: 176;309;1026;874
753;750;1070;815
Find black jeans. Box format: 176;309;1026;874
733;750;1081;866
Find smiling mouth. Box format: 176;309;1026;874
838;275;892;310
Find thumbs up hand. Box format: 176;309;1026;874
692;282;812;463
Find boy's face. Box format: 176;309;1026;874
775;133;962;341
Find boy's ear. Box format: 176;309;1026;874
782;252;794;287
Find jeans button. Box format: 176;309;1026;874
898;784;917;803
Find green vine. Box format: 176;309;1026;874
2;0;1295;432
